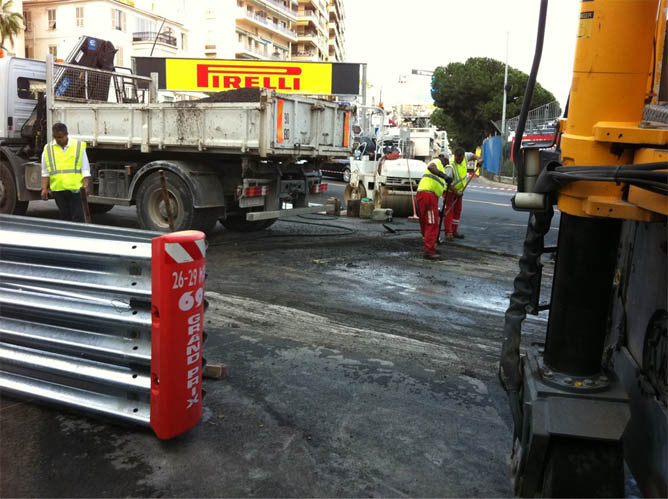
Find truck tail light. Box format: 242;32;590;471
244;186;268;197
276;99;284;144
311;183;328;193
343;112;350;148
8;116;13;131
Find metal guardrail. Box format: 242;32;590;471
0;215;207;439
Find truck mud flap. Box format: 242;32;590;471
0;215;206;439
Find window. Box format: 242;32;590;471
17;78;46;100
111;9;126;31
135;17;157;34
47;9;56;30
23;11;31;31
25;45;34;58
76;7;84;27
48;45;57;57
115;47;123;67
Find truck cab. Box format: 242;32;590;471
0;57;46;142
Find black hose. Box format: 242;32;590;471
512;0;549;175
500;0;550;440
499;208;554;438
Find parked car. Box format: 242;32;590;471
320;159;351;182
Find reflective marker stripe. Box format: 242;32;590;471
46;145;56;174
421;173;445;187
165;243;194;263
194;239;207;259
74;141;82;169
48;168;81;176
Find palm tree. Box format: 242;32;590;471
0;0;24;51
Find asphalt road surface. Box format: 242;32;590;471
1;182;558;497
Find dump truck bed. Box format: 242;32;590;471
50;90;351;158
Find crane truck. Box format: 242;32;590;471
501;0;667;496
0;37;351;232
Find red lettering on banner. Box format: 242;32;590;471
223;75;241;88
262;76;276;89
195;64;303;90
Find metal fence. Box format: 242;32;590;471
0;215;207;439
495;100;562;136
51;59;153;104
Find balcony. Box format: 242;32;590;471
133;31;177;47
236;42;269;60
297;10;326;35
292;50;322;61
237;9;297;41
255;0;297;21
296;31;327;53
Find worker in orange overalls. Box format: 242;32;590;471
416;153;453;260
443;147;481;240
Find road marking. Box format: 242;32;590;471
464;199;511;207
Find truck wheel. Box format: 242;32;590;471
88;203;114;214
541;437;624;497
221;214;276;232
0;160;29;215
136;171;218;234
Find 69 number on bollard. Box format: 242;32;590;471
150;231;207;439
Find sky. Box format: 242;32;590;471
344;0;581;112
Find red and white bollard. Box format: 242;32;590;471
149;231;207;439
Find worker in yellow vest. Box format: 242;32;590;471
40;123;91;222
416;153;453;260
443;147;481;240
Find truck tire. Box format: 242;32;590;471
541;437;624;497
88;203;114;214
0;160;29;215
136;171;218;234
221;214;276;232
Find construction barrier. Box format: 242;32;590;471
0;215;206;439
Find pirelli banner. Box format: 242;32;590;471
134;57;361;96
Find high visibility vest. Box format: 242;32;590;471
43;139;86;191
450;157;468;193
417;159;448;197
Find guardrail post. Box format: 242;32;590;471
150;230;207;439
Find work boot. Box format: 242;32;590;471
453;233;465;239
445;234;454;241
423;253;443;261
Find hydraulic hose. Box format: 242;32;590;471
512;0;549;175
499;0;550;438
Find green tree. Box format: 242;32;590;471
431;57;558;151
0;0;24;51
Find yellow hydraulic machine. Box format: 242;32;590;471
500;0;667;496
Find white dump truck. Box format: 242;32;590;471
0;43;351;232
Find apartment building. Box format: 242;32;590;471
327;0;344;62
292;0;327;61
22;0;189;67
195;0;297;61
